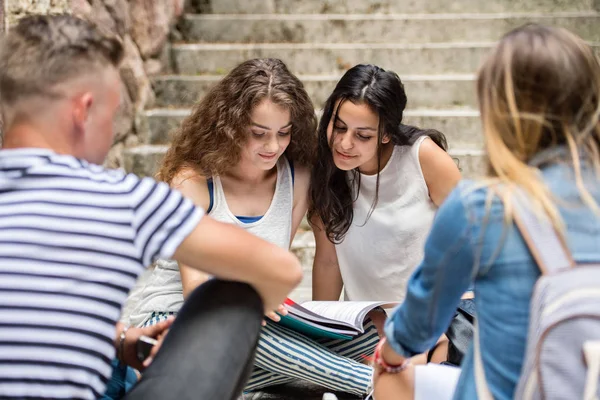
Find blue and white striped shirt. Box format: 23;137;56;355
0;148;203;399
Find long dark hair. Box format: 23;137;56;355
308;64;448;243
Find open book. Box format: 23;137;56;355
277;299;399;340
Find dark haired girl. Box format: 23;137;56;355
309;64;461;307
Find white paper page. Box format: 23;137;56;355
286;302;357;330
301;301;398;330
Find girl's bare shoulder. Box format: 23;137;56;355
171;167;211;210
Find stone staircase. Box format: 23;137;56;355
124;1;599;180
122;0;599;304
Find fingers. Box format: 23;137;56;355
265;310;281;322
267;303;288;322
143;354;154;368
140;317;175;368
264;303;288;323
142;316;175;338
277;304;288;316
142;329;169;369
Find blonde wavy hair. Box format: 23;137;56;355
478;24;600;233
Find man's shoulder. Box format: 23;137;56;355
40;154;142;188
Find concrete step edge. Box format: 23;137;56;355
184;11;600;21
172;41;600;50
173;42;498;50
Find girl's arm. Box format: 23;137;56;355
290;165;311;241
169;169;212;299
383;185;475;359
173;215;302;313
419;137;462;207
292;165;344;301
311;216;344;300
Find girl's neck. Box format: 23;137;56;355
358;143;395;176
225;158;277;185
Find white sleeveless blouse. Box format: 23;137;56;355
335;137;436;301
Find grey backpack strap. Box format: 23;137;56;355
474;188;576;399
512;191;575;275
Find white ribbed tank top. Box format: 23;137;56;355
335;137;436;301
129;157;293;326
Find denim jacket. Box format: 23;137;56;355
384;154;600;400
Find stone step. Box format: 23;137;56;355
137;107;483;150
172;42;600;75
123;142;486;179
181;12;600;44
199;0;597;14
153;74;476;109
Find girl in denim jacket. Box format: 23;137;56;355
374;24;600;400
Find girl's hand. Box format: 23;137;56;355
120;317;175;370
262;304;288;326
366;308;387;337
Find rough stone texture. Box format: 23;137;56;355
1;0;5;32
112;80;135;144
129;0;184;59
72;0;129;37
199;0;597;14
120;35;156;112
5;0;70;28
100;0;130;37
69;0;180;169
105;142;125;170
144;59;164;76
182;13;600;44
129;0;172;59
153;74;478;109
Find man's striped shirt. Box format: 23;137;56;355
0;149;203;399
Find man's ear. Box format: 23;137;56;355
72;92;94;135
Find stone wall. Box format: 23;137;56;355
5;0;70;28
0;0;4;32
72;0;185;169
3;0;184;169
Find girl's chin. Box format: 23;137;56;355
333;156;358;171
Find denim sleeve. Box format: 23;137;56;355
384;185;476;357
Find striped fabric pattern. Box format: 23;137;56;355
146;312;378;396
0;149;203;400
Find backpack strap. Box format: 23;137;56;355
474;189;575;399
512;191;576;274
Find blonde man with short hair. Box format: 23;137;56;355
0;14;302;400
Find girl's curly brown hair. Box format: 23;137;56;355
157;58;318;183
